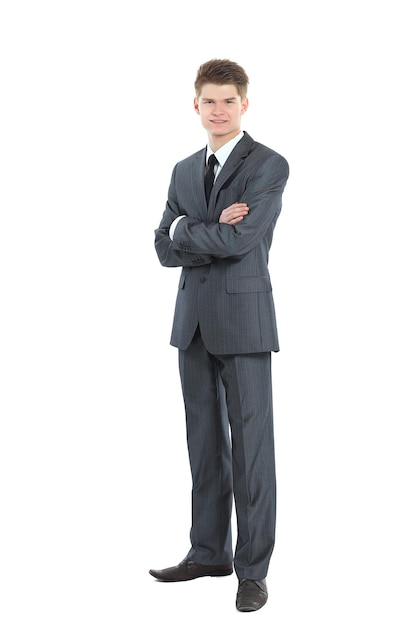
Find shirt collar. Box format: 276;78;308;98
206;131;244;166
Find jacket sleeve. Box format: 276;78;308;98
170;153;289;259
154;164;214;268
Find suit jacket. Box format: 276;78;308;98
154;131;289;355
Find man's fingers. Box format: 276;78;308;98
219;203;249;224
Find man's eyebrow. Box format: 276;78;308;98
202;97;238;101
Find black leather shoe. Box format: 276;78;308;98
236;578;268;612
149;558;233;582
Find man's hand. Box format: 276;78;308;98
219;203;249;225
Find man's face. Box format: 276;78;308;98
194;83;248;146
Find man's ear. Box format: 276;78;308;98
194;97;200;115
241;98;249;114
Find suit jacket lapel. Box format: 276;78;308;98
190;149;207;220
207;132;254;222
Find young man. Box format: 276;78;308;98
151;59;289;612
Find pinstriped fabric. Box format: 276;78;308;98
217;350;276;580
154;132;289;354
180;328;275;580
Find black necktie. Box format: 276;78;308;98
204;154;218;203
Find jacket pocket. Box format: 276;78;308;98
226;276;272;294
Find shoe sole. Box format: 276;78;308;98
151;569;233;582
208;570;233;578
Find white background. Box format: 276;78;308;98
1;1;416;624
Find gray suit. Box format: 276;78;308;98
155;131;289;579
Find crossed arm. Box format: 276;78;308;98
154;154;289;267
154;201;250;268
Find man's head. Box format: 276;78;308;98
194;59;249;150
194;59;249;99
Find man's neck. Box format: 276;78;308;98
208;129;242;152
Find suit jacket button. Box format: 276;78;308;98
200;276;206;283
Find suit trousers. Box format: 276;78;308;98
178;326;276;580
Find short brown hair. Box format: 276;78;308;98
194;59;249;99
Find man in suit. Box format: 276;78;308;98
151;59;289;612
